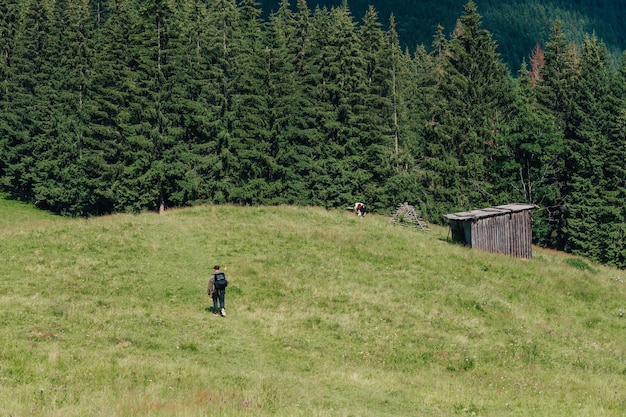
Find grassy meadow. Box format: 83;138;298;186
0;197;625;416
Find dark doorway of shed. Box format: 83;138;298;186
449;221;472;246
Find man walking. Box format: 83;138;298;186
208;265;228;316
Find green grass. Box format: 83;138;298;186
0;195;63;228
1;200;625;416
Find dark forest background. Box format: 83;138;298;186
260;0;626;71
0;0;624;267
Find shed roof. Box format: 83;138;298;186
444;204;537;221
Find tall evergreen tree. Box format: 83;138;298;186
204;0;240;203
149;0;209;208
52;0;99;215
562;34;623;265
303;3;375;207
606;52;626;267
507;60;565;245
83;0;137;214
271;0;329;205
265;0;306;204
229;0;274;204
526;22;580;247
356;5;394;210
4;0;91;213
163;0;219;206
420;1;513;220
297;5;336;206
0;0;27;194
114;0;179;212
383;39;428;209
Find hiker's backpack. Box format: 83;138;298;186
214;272;228;290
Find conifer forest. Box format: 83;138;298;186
0;0;625;267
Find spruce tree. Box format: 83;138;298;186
272;0;328;205
53;0;100;215
421;1;513;220
229;0;274;204
539;21;580;247
7;0;90;214
508;60;565;246
265;0;305;204
298;6;335;206
164;0;220;206
606;52;626;267
204;0;240;203
113;0;180;212
382;40;428;209
0;0;27;196
562;34;623;265
303;3;374;208
83;0;137;214
385;26;440;209
356;5;394;210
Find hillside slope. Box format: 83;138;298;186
1;202;625;416
0;196;63;228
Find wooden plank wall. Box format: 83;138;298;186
470;210;533;258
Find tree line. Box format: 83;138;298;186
0;0;624;267
278;0;626;72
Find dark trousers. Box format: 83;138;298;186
212;289;225;311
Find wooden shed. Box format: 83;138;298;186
444;204;537;259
